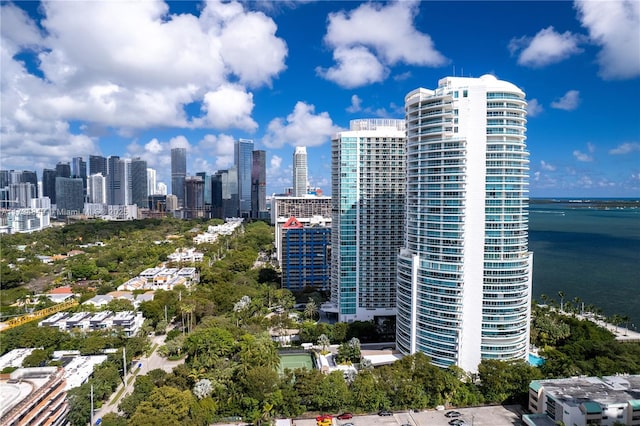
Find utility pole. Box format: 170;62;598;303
164;305;168;323
123;346;127;379
90;384;94;426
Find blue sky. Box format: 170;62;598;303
1;0;639;198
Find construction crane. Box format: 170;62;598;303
0;299;79;332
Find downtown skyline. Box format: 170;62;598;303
1;0;639;198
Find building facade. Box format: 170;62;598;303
235;139;254;218
87;173;107;204
293;146;308;197
331;118;406;322
251;150;267;219
171;147;187;207
184;176;205;219
55;177;84;215
130;157;148;208
89;155;107;176
281;216;331;291
396;75;532;372
147;168;157;197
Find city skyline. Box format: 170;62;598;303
1;1;639;198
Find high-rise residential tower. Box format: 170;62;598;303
89;155;107;176
88;173;107;204
251;150;266;219
130;158;148;208
293;146;308;197
397;75;532;372
171;147;187;207
330;118;406;322
235;139;253;217
42;168;57;204
147;168;157;196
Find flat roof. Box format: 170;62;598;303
0;348;35;370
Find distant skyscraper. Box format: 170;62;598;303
252;150;266;218
89;155;108;176
156;182;167;196
106;156;120;205
9;182;36;208
21;171;38;198
55;177;84;214
171;147;187;207
184;176;205;219
88;173;106;204
42;169;57;204
212;167;238;219
0;170;9;188
71;157;87;195
397;75;532;372
281;216;331;291
55;162;71;179
147;168;157;196
235;139;253;217
331;118;406;322
130;158;148;208
166;194;178;211
293;146;308;197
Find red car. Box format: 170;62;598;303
316;415;333;421
337;413;353;420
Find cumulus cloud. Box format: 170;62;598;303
609;142;640;155
509;26;584;67
262;101;342;149
346;94;363;113
196;85;258;131
197;134;236;169
573;142;595;162
527;99;544;117
574;0;640;80
551;90;580;110
317;1;447;88
0;0;287;172
540;160;556;171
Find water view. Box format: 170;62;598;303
528;199;640;330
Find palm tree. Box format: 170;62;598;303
304;298;318;321
558;291;565;312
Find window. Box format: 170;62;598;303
463;90;468;97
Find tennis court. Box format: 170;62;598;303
278;352;314;374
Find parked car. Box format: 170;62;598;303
448;419;466;426
337;413;353;420
445;411;462;418
378;410;393;416
342;423;355;426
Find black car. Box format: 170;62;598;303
445;411;462;418
378;410;393;416
448;419;466;426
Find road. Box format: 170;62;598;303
92;330;187;424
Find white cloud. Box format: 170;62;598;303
346;95;363;113
573;142;595;162
551;90;580;111
197;134;235;169
169;135;191;150
509;26;584;67
316;46;387;88
540;160;556;171
527;99;544;117
145;138;163;154
262;101;342;149
575;0;640;80
196;85;258;131
0;0;287;172
318;1;447;88
609;142;640;155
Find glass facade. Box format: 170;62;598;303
397;75;532;372
331;119;406;322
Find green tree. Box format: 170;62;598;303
129;386;195;426
315;370;350;412
22;348;50;367
350;369;388;412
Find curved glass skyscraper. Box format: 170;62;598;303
397;75;532;372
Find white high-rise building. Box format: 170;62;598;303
88;173;106;204
156;182;167;196
330;119;406;322
397;75;532;373
293;146;308;197
147;168;157;195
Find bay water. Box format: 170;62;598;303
528;199;640;330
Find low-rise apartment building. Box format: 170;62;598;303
526;375;640;426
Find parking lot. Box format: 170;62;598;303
290;405;524;426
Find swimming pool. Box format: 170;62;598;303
528;353;545;367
